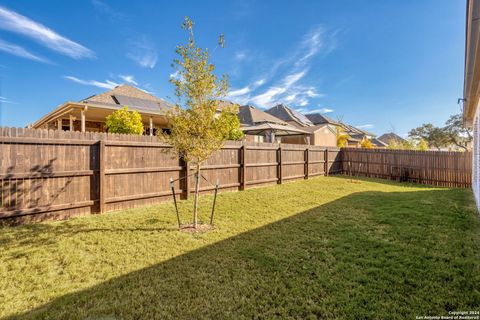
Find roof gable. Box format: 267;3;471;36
305;113;339;126
81;84;173;114
83;84;160;104
378;132;406;144
239;105;288;126
265;104;313;127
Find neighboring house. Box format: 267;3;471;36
305;112;341;126
306;112;379;148
338;123;377;148
29;84;173;135
265;104;314;128
378;132;406;146
259;105;337;146
371;138;388;149
238;105;309;143
302;124;337;146
463;0;480;208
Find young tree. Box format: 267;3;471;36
219;110;244;140
360;138;374;149
105;107;144;135
443;114;472;151
162;17;240;228
401;138;416;150
336;126;349;148
387;138;402;150
417;139;429;151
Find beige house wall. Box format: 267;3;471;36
311;128;336;147
281;135;308;144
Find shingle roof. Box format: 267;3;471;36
340;123;376;137
305;113;339;126
238;105;288;126
216;100;240;112
377;132;406;145
371;138;388;147
265;104;313;127
81;84;173;115
302;123;336;134
241;122;308;136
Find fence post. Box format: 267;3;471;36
366;150;370;177
304;148;309;179
277;144;283;184
324;149;329;176
183;159;190;200
239;143;246;190
99;139;106;213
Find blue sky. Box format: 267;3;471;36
0;0;466;136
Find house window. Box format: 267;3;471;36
254;135;264;143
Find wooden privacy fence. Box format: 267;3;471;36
342;148;472;188
0;127;341;222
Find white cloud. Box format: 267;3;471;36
228;86;251;98
0;38;49;63
226;78;267;105
169;70;180;80
295;27;324;66
92;0;127;21
127;38;158;68
285;94;296;102
0;95;17;104
227;26;337;108
234;51;247;61
119;74;138;85
295;26;337;67
298;98;308;107
356;124;374;129
0;6;94;59
254;78;266;86
318;108;333;113
250;87;287;107
305;89;320;98
248;70;315;107
64;76;119;89
300;107;333;114
283;70;307;86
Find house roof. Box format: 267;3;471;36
340;123;376;137
215;100;240;112
82;84;173;114
241;122;309;136
238;105;288;126
305;113;340;126
302;123;336;134
377;132;406;145
265;104;314;127
371;138;389;147
463;0;480;126
29;84;173;128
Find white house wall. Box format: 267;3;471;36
473;111;480;209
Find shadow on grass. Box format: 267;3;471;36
5;189;480;320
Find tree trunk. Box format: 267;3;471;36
193;163;201;228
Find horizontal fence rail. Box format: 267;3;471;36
0;127;472;223
342;148;472;188
0;127;341;223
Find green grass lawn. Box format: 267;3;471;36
0;176;479;319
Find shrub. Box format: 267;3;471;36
105;107;144;135
361;138;374;149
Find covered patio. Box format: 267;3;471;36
242;122;310;143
